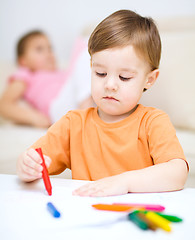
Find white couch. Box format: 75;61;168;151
0;16;195;186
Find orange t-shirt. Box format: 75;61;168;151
32;105;187;180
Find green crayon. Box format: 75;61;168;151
135;210;183;223
128;211;149;230
155;213;183;222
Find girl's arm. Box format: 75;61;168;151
0;80;51;128
73;159;188;197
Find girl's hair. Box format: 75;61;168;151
16;30;45;58
88;10;161;71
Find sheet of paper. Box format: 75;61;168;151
1;175;195;240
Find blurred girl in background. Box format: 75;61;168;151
0;30;93;127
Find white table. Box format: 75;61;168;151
0;174;195;240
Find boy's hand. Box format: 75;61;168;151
72;173;129;197
17;148;51;182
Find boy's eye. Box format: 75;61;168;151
96;72;107;77
119;76;131;81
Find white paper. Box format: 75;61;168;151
1;175;195;240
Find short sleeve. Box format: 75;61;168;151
146;110;188;169
31;113;71;175
8;67;31;84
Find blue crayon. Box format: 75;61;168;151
47;202;61;218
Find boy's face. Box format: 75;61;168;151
19;35;56;71
91;45;158;122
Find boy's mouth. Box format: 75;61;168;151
103;96;119;102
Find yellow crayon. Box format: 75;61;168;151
145;211;172;232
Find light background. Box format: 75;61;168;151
1;0;195;63
0;0;195;186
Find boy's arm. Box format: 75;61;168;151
17;114;71;182
73;159;188;197
124;158;188;192
0;80;51;128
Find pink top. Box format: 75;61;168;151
8;37;88;117
9;68;68;116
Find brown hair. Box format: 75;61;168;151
16;30;45;59
88;10;161;71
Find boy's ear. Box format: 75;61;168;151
144;69;160;90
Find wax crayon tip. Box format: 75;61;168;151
48;188;52;196
156;212;183;222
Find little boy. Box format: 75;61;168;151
17;10;188;197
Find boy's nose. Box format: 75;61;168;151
104;77;118;91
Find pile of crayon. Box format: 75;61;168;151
92;203;182;232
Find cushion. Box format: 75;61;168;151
140;29;195;131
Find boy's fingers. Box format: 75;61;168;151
43;155;52;168
27;149;51;168
22;161;42;178
19;160;42;182
73;183;97;196
21;149;42;178
23;154;43;172
20;171;42;182
73;181;109;197
73;184;88;194
25;150;51;171
17;148;51;183
27;148;42;164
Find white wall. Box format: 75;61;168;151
1;0;195;63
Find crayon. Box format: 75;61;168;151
113;203;165;212
145;211;172;232
47;202;61;218
136;210;182;223
92;203;135;212
136;212;158;231
36;148;52;196
155;212;183;222
128;211;148;230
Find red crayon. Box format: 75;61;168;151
35;148;52;196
